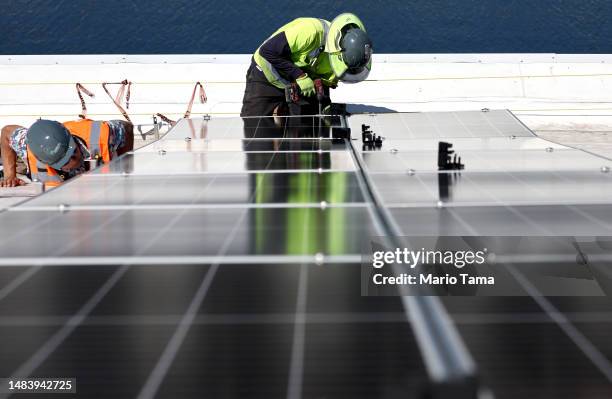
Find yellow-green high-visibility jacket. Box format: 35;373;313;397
253;18;337;89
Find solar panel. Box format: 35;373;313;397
361;147;609;172
163;115;346;140
349;110;535;139
0;207;375;262
1;111;612;398
20;173;366;207
370;171;612;206
88;151;357;175
390;205;612;235
136;138;350;152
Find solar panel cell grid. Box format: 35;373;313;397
371;171;612;206
349;110;535;140
20;173;366;207
137;138;350;153
91;151;357;175
361;148;610;172
1;111;612;398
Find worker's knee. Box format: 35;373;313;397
120;121;134;151
124;121;133;133
117;120;133;136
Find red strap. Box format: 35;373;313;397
183;82;207;118
102;79;132;122
156;82;208;127
155;113;176;126
75;83;95;119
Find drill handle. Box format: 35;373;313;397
285;83;300;104
314;79;325;102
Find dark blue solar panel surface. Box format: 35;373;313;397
0;111;611;398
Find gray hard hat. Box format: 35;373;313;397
27;120;77;169
340;28;373;70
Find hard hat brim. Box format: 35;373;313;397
48;135;77;169
340;60;372;83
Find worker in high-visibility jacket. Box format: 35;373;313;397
241;13;372;117
0;119;133;188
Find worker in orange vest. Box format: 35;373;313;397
0;119;133;188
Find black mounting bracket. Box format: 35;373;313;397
438;141;465;170
362;124;384;150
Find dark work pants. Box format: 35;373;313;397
240;63;286;117
240;61;330;117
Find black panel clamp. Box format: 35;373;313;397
362;124;384;150
438;141;465;170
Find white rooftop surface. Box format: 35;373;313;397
2;53;612;208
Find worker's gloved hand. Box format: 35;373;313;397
0;177;25;187
296;75;315;97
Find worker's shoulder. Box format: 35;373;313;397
62;119;114;135
62;119;112;125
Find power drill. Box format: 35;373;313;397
314;79;325;114
285;78;327;114
285;82;301;104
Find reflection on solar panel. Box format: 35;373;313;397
0;110;611;398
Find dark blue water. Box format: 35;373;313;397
2;0;612;54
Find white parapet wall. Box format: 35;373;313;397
2;53;612;131
3;53;612;208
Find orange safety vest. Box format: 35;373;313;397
26;119;111;188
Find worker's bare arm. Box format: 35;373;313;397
0;125;26;187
